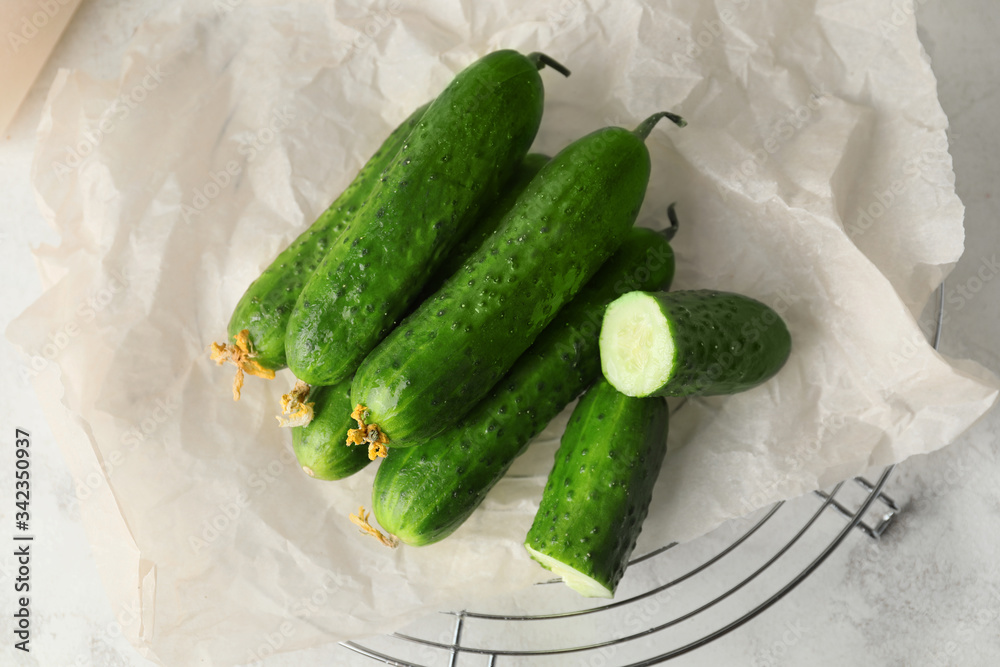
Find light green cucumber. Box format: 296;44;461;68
291;377;371;480
371;226;675;546
524;377;669;598
352;111;685;446
600;289;792;397
225;102;430;371
285;50;568;386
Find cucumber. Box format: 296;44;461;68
420;152;550;297
285;50;566;387
291;377;371;480
524;377;669;598
371;226;675;546
600;290;792;397
220;102;430;376
351;111;685;447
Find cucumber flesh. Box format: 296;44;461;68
600;292;674;397
600;289;792;398
523;545;614;598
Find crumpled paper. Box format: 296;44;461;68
8;0;999;664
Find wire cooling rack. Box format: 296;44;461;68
336;287;943;666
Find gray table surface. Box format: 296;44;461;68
1;1;998;665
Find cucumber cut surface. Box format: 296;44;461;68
524;544;614;598
600;291;674;398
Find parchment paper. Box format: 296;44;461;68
8;0;999;663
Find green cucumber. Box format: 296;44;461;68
291;378;371;480
600;290;792;397
371;226;675;546
285;50;565;387
420;152;550;297
225;102;430;372
524;377;669;598
352;111;685;446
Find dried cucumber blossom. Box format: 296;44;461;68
210;329;276;400
349;506;398;548
346;404;389;460
277;380;314;428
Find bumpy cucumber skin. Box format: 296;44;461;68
372;227;674;546
354;124;656;445
226;103;430;370
604;290;792;397
291;378;371;481
285;50;547;386
421;153;550;297
525;378;669;597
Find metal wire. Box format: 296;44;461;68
343;472;897;665
341;283;945;665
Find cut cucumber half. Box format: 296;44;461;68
524;378;669;599
524;544;614;598
600;290;791;398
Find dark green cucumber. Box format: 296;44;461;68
285;50;562;386
420;152;550;297
371;227;675;546
524;377;669;598
226;102;430;371
353;112;685;446
291;377;371;480
600;290;792;397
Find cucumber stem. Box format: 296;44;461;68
527;52;571;77
633;111;687;139
661;203;679;242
